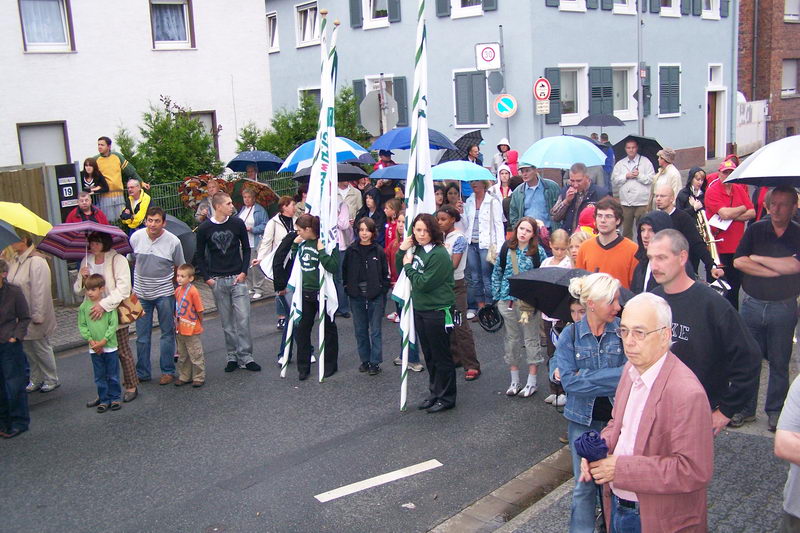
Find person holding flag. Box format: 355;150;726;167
397;214;456;413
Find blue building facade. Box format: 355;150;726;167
265;0;737;168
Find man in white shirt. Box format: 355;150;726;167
611;139;655;240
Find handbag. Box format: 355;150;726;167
486;195;498;264
110;256;144;324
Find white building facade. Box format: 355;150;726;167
1;0;273;169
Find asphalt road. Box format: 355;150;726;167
1;299;566;533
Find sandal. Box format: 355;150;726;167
96;404;109;413
464;369;480;381
110;402;122;411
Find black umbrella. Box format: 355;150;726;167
566;134;607;151
165;214;195;263
612;135;662;171
577;114;625;128
508;268;633;323
292;163;368;182
437;130;483;164
226;150;284;173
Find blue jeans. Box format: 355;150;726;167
610;494;641;533
351;294;384;365
92;350;121;404
0;341;30;432
211;276;254;365
466;243;492;310
276;292;290;318
135;295;176;380
568;419;607;533
741;294;798;416
335;249;350;314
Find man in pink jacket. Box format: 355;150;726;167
581;292;714;532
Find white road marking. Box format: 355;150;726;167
314;459;443;503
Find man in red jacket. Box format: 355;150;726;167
65;192;109;224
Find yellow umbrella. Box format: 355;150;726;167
0;202;53;236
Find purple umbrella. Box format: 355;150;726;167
37;221;131;260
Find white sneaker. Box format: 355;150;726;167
466;310;477;320
544;394;557;404
556;394;567;406
506;383;521;396
251;292;262;300
386;312;398;321
393;357;402;366
408;362;424;372
40;382;61;393
25;382;42;393
518;384;538;398
394;315;401;323
310;355;317;364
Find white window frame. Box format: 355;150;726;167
150;0;193;50
451;0;484;19
782;59;798;97
659;0;681;17
612;0;637;15
298;87;322;106
19;0;73;53
786;0;800;22
452;68;490;129
657;62;682;118
707;63;724;90
610;63;638;121
364;74;396;96
266;11;279;53
557;63;589;126
559;0;587;13
701;0;720;20
295;1;320;48
362;0;390;29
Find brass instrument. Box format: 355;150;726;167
696;210;721;266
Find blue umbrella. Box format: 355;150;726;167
520;136;607;169
371;164;409;181
431;161;494;182
226;150;284;172
0;220;20;251
369;127;457;151
278;137;373;173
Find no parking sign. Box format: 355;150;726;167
493;94;518;118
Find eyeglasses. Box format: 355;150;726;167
616;326;666;342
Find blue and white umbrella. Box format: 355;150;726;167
278;137;373;173
431;161;494;182
369;127;457;151
520;136;607;169
371;164;409;181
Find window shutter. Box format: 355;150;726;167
454;72;472;125
350;0;363;28
483;0;498;11
393;76;408;126
681;0;691;14
692;0;702;15
642;65;651;116
601;0;613;10
546;0;560;7
659;66;680;114
545;68;562;124
589;67;613;116
454;72;487;125
471;72;488;124
388;0;401;22
720;0;729;17
353;79;366;126
587;0;599;9
436;0;451;16
650;0;660;12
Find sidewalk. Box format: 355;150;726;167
52;281;275;353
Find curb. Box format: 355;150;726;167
430;446;573;533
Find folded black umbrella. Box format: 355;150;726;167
613;135;662;171
577;114;625;128
292;163;368;182
166;214;195;263
508;267;633;323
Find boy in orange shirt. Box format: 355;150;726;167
174;264;205;387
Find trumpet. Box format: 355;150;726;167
695;210;721;266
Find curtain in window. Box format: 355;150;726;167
371;0;388;17
299;6;318;42
152;4;187;42
20;0;66;44
461;0;482;6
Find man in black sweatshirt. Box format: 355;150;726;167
649;229;760;436
195;192;261;372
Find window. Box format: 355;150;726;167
658;65;681;116
354;76;408;127
561;70;578;115
708;64;723;88
18;0;74;52
299;88;322;107
701;0;720;19
782;59;798;96
452;0;483;18
362;0;389;29
150;0;194;49
266;11;279;52
295;2;320;47
453;70;489;127
190;111;219;156
559;0;587;12
17;122;70;165
659;0;681;16
613;0;637;14
787;0;800;21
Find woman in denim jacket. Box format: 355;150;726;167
552;272;626;533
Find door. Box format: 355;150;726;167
706;92;717;159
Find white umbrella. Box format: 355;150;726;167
724;135;800;187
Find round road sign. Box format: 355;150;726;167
480;46;496;63
534;78;551;101
493;94;518;118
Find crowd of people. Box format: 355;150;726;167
1;134;800;532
